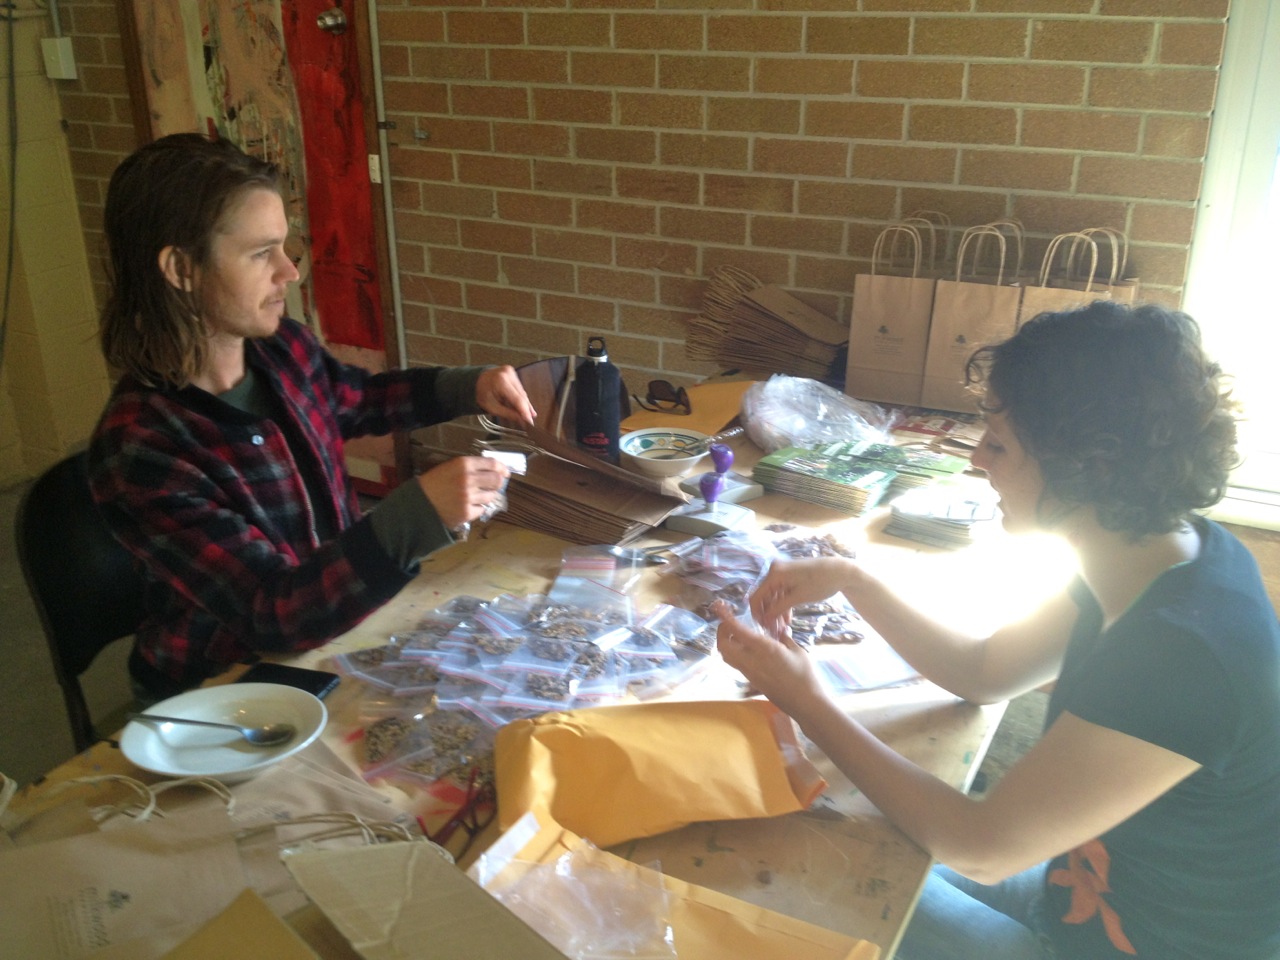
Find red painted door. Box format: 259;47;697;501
280;1;385;353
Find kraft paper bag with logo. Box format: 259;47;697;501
493;699;826;850
845;223;938;406
922;225;1024;413
1016;231;1113;328
1053;226;1140;303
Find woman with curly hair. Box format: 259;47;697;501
715;301;1280;960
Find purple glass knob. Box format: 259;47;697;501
700;471;727;506
709;442;734;475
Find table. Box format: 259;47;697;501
5;472;1073;959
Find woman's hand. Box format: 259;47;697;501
750;557;859;638
415;456;510;531
714;601;827;721
475;365;537;425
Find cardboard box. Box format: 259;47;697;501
286;843;565;959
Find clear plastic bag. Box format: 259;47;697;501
480;840;677;960
741;373;892;453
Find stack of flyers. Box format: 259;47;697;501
884;481;999;548
847;443;971;497
752;441;897;515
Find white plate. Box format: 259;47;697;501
120;682;327;782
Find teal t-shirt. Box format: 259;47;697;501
1043;518;1280;959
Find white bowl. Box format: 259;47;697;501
620;427;710;478
120;682;327;782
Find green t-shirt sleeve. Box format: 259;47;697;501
365;479;455;570
431;366;487;416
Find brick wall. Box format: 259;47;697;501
57;1;1228;391
57;0;141;309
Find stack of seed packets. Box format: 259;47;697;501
842;442;971;498
752;441;897;515
884;480;1000;548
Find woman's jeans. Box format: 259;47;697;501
894;863;1057;960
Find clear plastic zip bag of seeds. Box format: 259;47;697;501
327;636;409;677
361;707;489;790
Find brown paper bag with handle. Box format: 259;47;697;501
922;226;1024;412
845;223;938;406
1016;231;1112;328
1054;226;1140;302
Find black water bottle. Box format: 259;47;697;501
575;336;621;464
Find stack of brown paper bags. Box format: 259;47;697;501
504;451;684;546
689;271;848;381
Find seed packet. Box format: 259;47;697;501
496;669;581;712
435;647;508;689
394;615;472;658
355;687;438;724
362;708;489;787
458;608;530;666
541;573;634;627
552;544;648;595
356;659;444;698
356;708;436;774
328;637;407;677
570;654;625;705
788;595;866;647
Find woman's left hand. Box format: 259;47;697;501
714;600;826;720
475;366;537;425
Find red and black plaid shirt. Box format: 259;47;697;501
89;318;473;690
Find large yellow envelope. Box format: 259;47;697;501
494;699;826;850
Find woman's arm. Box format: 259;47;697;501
751;558;1073;703
715;605;1201;883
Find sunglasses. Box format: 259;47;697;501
632;379;691;415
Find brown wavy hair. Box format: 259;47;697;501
99;133;283;387
965;300;1240;537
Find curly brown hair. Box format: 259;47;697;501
99;133;283;387
965;301;1240;537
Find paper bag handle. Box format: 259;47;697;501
974;218;1026;279
900;217;943;272
1067;227;1129;284
954;225;1010;285
1039;231;1099;291
871;223;925;277
905;208;954;261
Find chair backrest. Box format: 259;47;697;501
15;451;145;751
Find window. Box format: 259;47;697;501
1183;3;1280;530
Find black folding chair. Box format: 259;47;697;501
15;451;144;752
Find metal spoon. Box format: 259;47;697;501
127;712;297;747
642;425;744;459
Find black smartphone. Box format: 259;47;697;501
236;662;341;700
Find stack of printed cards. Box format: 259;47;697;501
884;481;999;548
752;441;898;515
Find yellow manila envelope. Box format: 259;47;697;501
494;699;827;849
471;813;881;960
